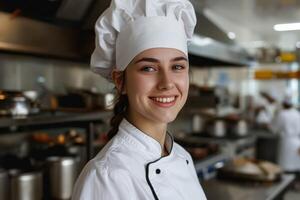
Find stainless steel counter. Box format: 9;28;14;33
185;134;257;158
201;174;295;200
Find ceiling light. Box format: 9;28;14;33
227;32;236;40
273;23;300;31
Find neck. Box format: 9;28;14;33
126;113;167;151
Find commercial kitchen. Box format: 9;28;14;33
0;0;300;199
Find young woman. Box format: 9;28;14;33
72;0;207;199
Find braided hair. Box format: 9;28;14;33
107;72;128;139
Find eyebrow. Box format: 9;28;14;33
134;56;188;64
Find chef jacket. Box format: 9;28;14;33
72;118;207;200
272;108;300;171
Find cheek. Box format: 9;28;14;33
125;74;155;98
177;74;189;97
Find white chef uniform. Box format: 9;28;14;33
72;119;207;200
272;107;300;171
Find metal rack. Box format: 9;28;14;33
0;111;112;160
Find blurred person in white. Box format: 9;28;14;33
71;0;207;199
271;91;300;172
255;90;280;130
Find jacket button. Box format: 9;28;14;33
186;160;189;165
156;169;161;174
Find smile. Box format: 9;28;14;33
149;96;178;108
152;96;176;103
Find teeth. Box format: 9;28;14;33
153;96;175;103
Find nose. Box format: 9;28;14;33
157;71;174;90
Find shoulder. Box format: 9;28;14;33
173;142;193;160
72;157;133;200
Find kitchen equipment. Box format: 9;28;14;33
0;168;9;200
67;144;87;171
192;114;204;132
207;120;226;137
22;90;40;114
46;156;79;199
95;93;115;110
234;120;248;136
227;119;248;137
217;158;282;182
0;90;39;117
10;170;43;200
53;89;115;110
176;138;220;161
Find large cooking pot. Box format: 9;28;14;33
0;168;9;200
10;169;43;200
46;156;79;199
226;119;248;137
205;120;226;137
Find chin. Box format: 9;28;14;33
153;113;178;124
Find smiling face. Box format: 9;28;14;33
119;48;189;126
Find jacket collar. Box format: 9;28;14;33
118;118;173;159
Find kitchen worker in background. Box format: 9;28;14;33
255;90;280;130
72;0;207;199
260;90;279;122
271;92;300;172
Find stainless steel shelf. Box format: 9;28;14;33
0;110;112;160
0;111;112;130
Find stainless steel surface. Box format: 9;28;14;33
67;145;87;171
10;170;43;200
228;120;249;137
22;91;38;102
46;156;79;199
0;53;114;94
0;168;9;200
202;174;295;200
194;153;229;180
0;0;252;66
0;12;81;59
205;120;227;137
56;0;93;21
189;34;251;66
0;111;112;128
188;134;257;159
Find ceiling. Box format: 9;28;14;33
197;0;300;51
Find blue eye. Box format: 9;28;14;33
141;66;156;72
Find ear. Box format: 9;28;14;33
111;69;126;94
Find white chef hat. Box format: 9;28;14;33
91;0;196;81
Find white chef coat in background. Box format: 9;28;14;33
72;119;207;200
272;108;300;171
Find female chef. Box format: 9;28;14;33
72;0;207;199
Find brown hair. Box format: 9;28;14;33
107;72;128;139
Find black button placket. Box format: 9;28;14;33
145;158;163;200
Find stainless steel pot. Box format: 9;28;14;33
234;120;248;137
227;119;248;137
0;168;9;200
46;156;79;199
206;120;226;137
10;170;43;200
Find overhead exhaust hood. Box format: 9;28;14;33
0;0;252;66
188;12;251;66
